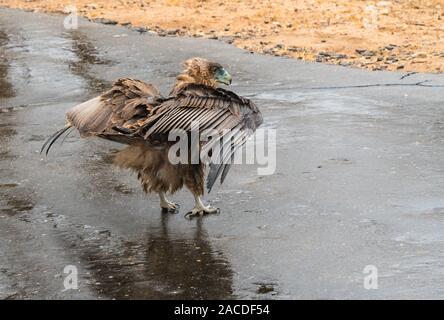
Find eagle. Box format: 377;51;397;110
42;57;263;218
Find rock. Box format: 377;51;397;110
384;44;396;50
167;29;180;35
219;36;235;44
287;46;300;52
317;52;347;59
360;50;375;57
317;51;332;57
413;52;427;58
385;56;398;62
93;18;118;25
133;26;148;34
356;49;376;57
334;53;348;59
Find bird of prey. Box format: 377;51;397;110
42;57;263;218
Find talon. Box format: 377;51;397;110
185;195;220;219
184;211;199;219
159;192;179;214
161;202;179;214
161;206;179;214
184;206;220;219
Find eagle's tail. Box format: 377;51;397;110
40;125;72;156
40;95;107;155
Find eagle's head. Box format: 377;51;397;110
181;57;232;87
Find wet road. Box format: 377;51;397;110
1;8;444;299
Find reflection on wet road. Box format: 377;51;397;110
141;216;232;299
0;30;14;98
1;8;444;299
43;211;232;299
63;30;112;93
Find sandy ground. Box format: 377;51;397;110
0;0;443;73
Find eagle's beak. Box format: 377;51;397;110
216;68;232;85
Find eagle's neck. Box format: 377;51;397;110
170;73;217;95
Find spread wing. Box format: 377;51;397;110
41;78;163;154
139;83;263;192
42;81;263;193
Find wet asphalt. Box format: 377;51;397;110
1;8;444;299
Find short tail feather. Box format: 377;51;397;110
40;125;72;156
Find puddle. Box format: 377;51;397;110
63;30;112;94
0;29;15;98
52;214;233;299
0;183;18;189
254;90;389;118
0;196;34;216
405;199;444;220
253;92;305;104
0;125;16;137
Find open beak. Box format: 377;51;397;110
216;68;232;85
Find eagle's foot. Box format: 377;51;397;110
159;192;179;214
185;205;220;219
161;202;180;214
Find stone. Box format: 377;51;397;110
356;49;376;57
93;18;118;25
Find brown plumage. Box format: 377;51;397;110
42;57;263;217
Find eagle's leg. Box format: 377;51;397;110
159;192;179;214
185;194;219;219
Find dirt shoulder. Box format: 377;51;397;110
1;0;443;73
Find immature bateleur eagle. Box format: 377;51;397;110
42;58;263;217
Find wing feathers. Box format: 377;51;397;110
67;78;162;139
45;81;262;193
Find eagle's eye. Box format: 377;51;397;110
210;65;220;74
